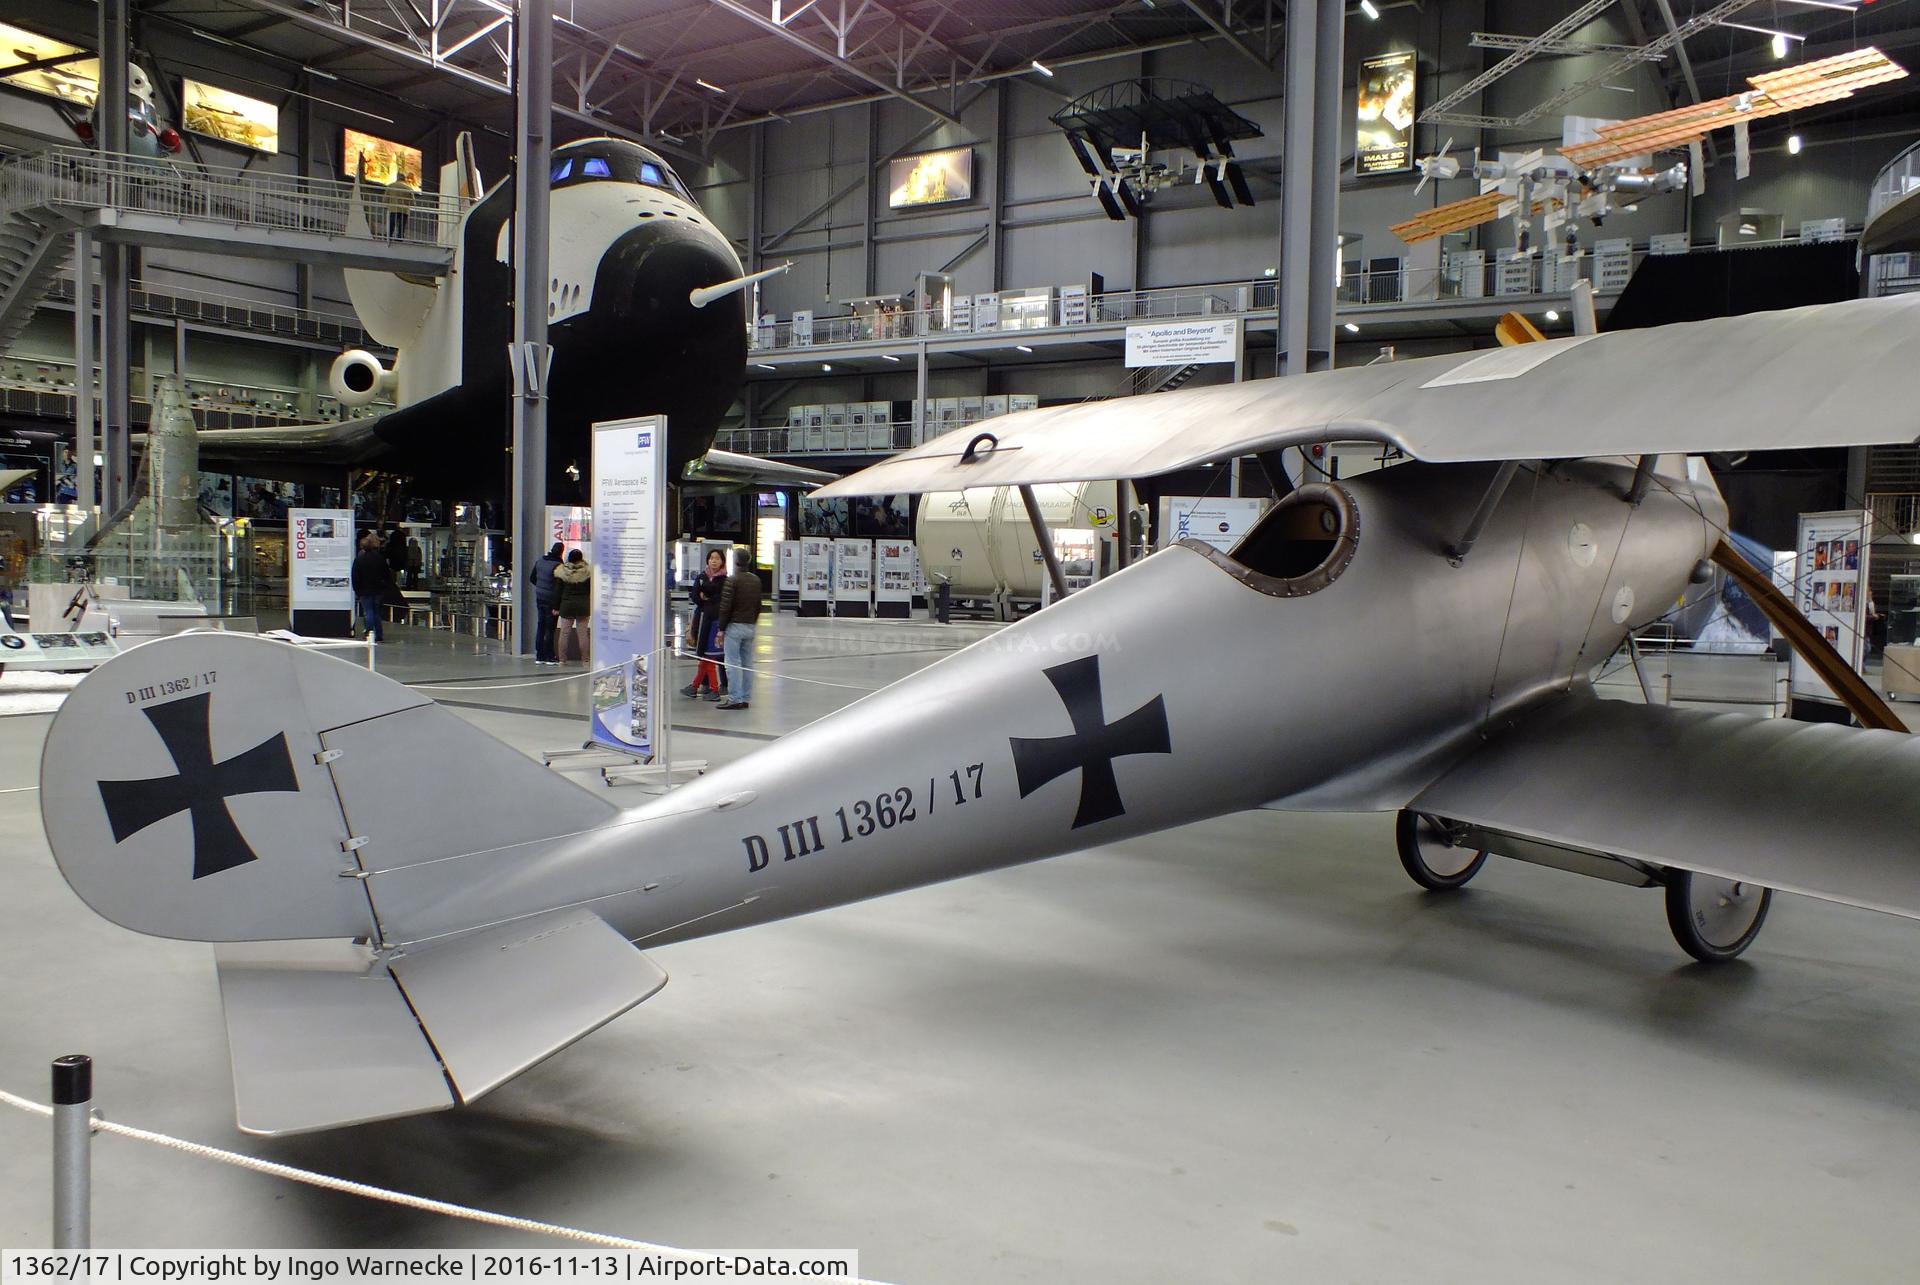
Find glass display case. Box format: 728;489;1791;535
1887;574;1920;647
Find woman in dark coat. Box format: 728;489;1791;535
681;548;729;699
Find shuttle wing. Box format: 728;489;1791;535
813;294;1920;497
1411;694;1920;921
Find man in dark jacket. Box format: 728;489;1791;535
714;547;763;710
528;541;564;663
350;531;392;643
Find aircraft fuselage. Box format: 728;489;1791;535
372;457;1724;946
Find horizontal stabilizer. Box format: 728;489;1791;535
217;909;667;1134
217;939;455;1135
390;908;668;1104
815;294;1920;496
1412;695;1920;919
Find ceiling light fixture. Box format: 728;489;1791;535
1720;21;1804;43
882;353;901;362
1544;310;1560;322
755;363;776;370
1772;32;1789;58
1016;344;1034;352
1359;0;1381;18
696;77;726;93
1342;322;1360;333
1787;133;1803;155
1031;60;1054;77
821;363;833;372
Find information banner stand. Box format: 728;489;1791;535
799;538;832;617
289;508;355;637
587;417;666;759
832;538;873;618
777;540;801;607
1790;509;1872;711
875;540;914;618
545;505;592;550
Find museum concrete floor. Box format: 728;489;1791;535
3;613;1918;1284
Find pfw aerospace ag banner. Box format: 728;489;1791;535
589;416;667;757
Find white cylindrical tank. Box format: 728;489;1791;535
915;481;1118;600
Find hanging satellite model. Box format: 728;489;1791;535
1393;46;1908;253
1051;78;1261;220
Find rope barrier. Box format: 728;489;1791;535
0;1087;896;1282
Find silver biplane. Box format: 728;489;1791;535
37;293;1920;1134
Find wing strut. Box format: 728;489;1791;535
1019;484;1069;600
1710;538;1906;732
1447;460;1522;564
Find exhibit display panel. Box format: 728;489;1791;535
832;538;873;618
799;539;832;617
588;417;667;757
875;540;914;618
777;541;801;602
288;508;354;637
1885;574;1920;701
1790;510;1871;707
1156;496;1269;554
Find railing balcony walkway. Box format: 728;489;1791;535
0;147;464;274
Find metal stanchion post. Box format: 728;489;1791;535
51;1053;93;1249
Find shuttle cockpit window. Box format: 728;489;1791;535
550;143;693;200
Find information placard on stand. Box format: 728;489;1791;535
588;416;667;758
832;538;873;618
777;540;801;605
875;540;914;618
1790;510;1872;708
289;507;355;637
799;539;832;617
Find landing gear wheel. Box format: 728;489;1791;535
1395;811;1488;891
1665;871;1771;963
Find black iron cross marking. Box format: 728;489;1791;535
1010;656;1170;829
97;693;300;880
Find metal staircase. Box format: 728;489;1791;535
1130;362;1203;395
0;209;70;354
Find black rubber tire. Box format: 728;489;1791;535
1395;810;1489;891
1664;871;1771;963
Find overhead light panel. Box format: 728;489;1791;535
1031;60;1054;77
821;363;833;371
696;77;726;93
1772;32;1789;59
755;363;776;370
1544;310;1560;321
882;353;901;362
1016;344;1034;352
1342;322;1360;334
1787;133;1803;155
1359;0;1380;18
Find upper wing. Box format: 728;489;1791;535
1411;694;1920;920
813;293;1920;498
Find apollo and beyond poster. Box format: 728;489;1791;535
588;417;666;757
1356;50;1417;177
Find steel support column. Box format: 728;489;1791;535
509;0;554;658
98;0;131;510
1277;0;1312;378
913;342;928;445
72;230;94;522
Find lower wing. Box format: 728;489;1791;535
1411;693;1920;919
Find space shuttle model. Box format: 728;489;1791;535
196;135;784;498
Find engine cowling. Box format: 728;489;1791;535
328;349;396;407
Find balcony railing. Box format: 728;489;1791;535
1868;139;1920;224
1869;492;1920;538
748;252;1646;353
714;422;914;456
0;146;466;250
42;276;377;350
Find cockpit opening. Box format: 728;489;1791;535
1217;481;1359;597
